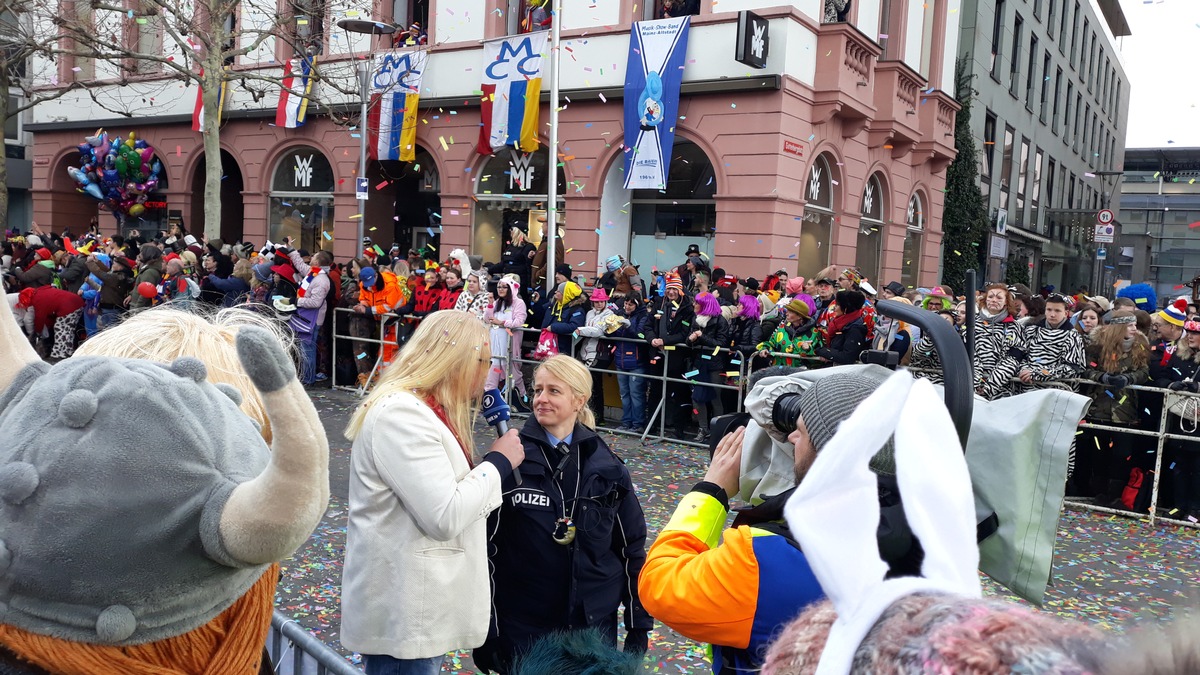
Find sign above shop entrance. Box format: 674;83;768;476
735;11;769;69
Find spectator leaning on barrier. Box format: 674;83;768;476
1154;319;1200;521
758;299;819;367
612;295;652;431
1015;293;1086;393
815;290;869;365
973;283;1028;400
455;270;492;321
1072;310;1150;506
687;292;730;442
484;276;530;410
649;274;696;437
542;280;587;355
576;286;616;426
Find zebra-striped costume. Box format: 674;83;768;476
973;312;1029;400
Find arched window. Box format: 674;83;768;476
856;173;886;283
473;147;567;263
798;153;835;276
629;139;717;268
901;192;925;288
269;146;335;251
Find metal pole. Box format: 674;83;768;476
356;59;370;258
544;0;562;293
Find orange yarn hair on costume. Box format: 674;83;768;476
0;564;279;675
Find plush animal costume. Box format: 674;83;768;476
0;297;329;674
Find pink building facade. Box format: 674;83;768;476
29;0;960;288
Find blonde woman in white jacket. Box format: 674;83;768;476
341;310;526;675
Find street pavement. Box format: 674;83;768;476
277;387;1200;673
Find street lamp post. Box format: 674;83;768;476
336;19;397;257
1092;170;1125;295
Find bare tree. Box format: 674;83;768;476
31;0;369;238
0;0;102;228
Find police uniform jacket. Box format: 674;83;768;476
475;417;652;672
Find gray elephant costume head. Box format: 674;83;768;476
0;298;329;672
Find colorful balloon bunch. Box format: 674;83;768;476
67;129;163;219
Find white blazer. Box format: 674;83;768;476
340;391;506;659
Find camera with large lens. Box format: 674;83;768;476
770;392;805;436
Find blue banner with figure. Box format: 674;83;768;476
622;17;690;190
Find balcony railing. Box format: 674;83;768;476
812;22;881;130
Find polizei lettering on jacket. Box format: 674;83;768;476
510;490;551;508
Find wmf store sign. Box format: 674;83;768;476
735;11;770;69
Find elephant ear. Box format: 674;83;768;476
0;293;41;395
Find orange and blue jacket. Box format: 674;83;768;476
639;482;824;674
359;270;404;316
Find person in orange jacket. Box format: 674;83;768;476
354;265;405;370
638;370;909;675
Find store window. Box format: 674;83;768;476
630;139;716;269
798;153;836;277
901;193;924;289
269;146;335;252
856;173;886;283
377;146;440;254
475;146;567;264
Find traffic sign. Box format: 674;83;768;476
1094;223;1115;243
1097;209;1114;225
1096;248;1107;260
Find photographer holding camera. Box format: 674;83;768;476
638;366;918;675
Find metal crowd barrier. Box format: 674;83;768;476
331;307;405;395
328;307;1199;529
267;610;361;674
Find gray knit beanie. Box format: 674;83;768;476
796;371;897;475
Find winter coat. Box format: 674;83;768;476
398;282;445;318
576;306;616;366
202;274;251;309
1081;340;1150;425
532;238;566;289
730;316;763;357
341;391;513;660
484;292;528;367
85;259;134;308
27;286;85;333
288;251;331;324
648;294;697;372
58;255;89;293
973;312;1029;399
11;261;53;290
454;289;492;321
475;418;651;673
613;265;643;300
758;321;821;366
541;297;587;356
359;270;405;316
611;305;652;370
815;314;868;365
1013;317;1086;393
130;260;163;310
500;242;536;290
690;314;730;371
438;285;464;311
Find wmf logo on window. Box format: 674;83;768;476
735;11;769;70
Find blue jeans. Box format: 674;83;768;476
299;333;318;384
83;309;99;337
363;654;444;675
617;367;648;427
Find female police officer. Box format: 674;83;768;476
474;355;652;672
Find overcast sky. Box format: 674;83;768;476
1117;0;1200;149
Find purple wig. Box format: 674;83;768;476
795;293;817;315
739;294;761;320
695;292;723;317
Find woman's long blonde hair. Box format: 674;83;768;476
74;306;293;442
534;355;595;429
345;310;491;455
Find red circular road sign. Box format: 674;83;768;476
1097;209;1115;225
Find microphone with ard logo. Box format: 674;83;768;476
482;389;522;486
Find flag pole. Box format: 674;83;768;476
544;0;562;293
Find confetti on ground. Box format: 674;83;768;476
282;390;1200;672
